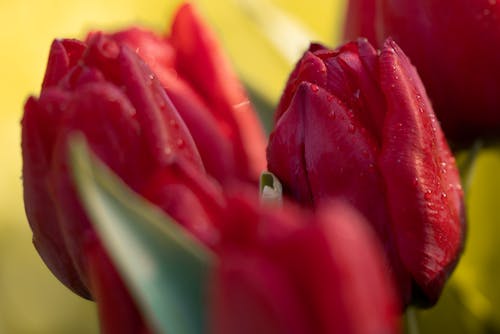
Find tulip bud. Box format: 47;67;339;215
267;38;465;306
211;196;400;334
103;3;267;183
22;32;224;328
344;0;500;140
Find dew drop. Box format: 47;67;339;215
311;84;319;93
176;138;185;148
412;178;419;186
353;89;360;99
441;192;448;199
169;119;179;129
328;110;336;119
424;189;432;200
440;161;448;174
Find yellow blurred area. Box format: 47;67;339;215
0;0;345;332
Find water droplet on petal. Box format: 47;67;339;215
424;189;432;200
412;178;419;186
353;89;360;99
169;119;179;129
311;84;319;93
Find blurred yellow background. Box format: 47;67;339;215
0;0;344;333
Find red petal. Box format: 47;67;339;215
142;159;225;248
272;202;400;334
276;51;327;121
343;0;377;43
86;242;152;334
378;39;465;305
85;34;204;171
42;39;86;89
170;3;267;181
267;83;313;206
22;96;89;298
210;251;310;334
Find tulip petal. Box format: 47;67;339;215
272;202;400;334
210;251;310;334
269;79;416;304
142;159;225;248
42;39;86;89
299;82;383;221
108;28;241;182
267;83;313;206
86;243;151;334
85;34;204;171
171;3;267;180
276;51;327;120
378;39;465;305
46;82;148;291
165;86;239;183
343;0;377;43
22;96;90;298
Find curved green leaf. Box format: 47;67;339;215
69;135;215;334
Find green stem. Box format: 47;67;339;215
406;308;420;334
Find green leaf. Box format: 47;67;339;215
68;135;215;334
259;171;283;204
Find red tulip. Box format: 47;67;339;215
211;196;400;334
101;3;267;183
344;0;500;141
22;32;225;332
267;38;465;306
22;2;404;332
